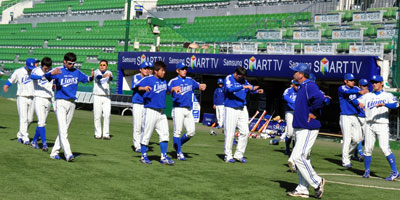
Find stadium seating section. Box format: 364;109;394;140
23;0;125;14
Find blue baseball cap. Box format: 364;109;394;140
26;58;37;70
359;79;368;86
217;78;223;84
140;62;152;69
309;73;316;81
176;62;188;70
344;73;355;81
291;63;310;74
370;75;383;82
291;79;299;85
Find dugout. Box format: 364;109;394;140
117;52;381;134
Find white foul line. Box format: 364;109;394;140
319;173;400;191
319;173;381;180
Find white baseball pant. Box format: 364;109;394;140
140;108;169;145
340;115;363;166
34;97;51;127
224;106;249;160
285;111;294;138
16;96;34;143
132;103;144;149
93;95;111;138
215;105;224;127
364;122;392;157
50;99;75;159
291;128;323;193
172;107;195;138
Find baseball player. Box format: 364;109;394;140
352;79;369;161
131;61;152;152
223;66;263;163
30;57;54;151
93;60;113;140
3;58;36;145
281;79;299;156
338;73;368;168
168;62;207;161
213;78;225;129
134;61;174;165
44;53;93;162
356;75;399;181
287;63;325;199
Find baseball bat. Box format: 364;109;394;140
250;110;267;132
258;110;275;133
211;122;217;127
248;110;260;124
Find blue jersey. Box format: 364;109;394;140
168;76;199;108
45;66;91;100
213;87;225;106
223;74;255;108
135;75;167;109
353;94;366;118
293;79;325;129
338;85;360;115
131;73;146;104
283;87;297;111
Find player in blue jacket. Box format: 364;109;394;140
287;63;325;199
168;62;206;161
44;52;93;162
213;78;225;129
223;66;263;163
338;73;368;168
281;79;298;156
131;61;152;152
135;61;174;165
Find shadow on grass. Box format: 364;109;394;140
324;158;342;167
0;126;7;129
73;152;97;157
131;143;155;152
216;154;225;161
272;180;298;192
168;151;199;159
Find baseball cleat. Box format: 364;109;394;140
362;170;370;178
103;136;110;140
50;155;62;160
140;155;152;164
94;136;101;139
384;171;400;181
177;152;186;161
17;138;23;143
216;125;222;129
314;178;325;199
343;164;352;169
23;141;30;145
287;190;309;198
42;144;48;152
160;156;175;165
225;158;235;163
67;155;75;162
351;156;364;162
135;148;141;153
30;141;40;149
234;157;247;163
288;160;296;173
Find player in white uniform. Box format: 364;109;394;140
45;53;93;162
356;75;399;181
223;67;263;163
3;58;36;145
93;60;113;140
134;61;174;165
131;62;152;152
213;78;225;129
30;57;54;151
168;62;207;161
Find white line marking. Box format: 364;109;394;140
319;173;400;191
319;173;381;180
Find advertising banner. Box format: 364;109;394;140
256;30;282;40
314;13;341;23
353;11;382;22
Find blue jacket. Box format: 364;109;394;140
213;87;224;106
44;66;91;100
135;75;167;109
283;87;297;111
293;79;325;129
338;85;360;115
168;76;199;108
223;74;256;108
131;73;146;104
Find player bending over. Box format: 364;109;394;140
135;61;174;165
45;53;94;162
168;62;206;161
356;75;399;181
30;57;54;151
3;58;36;145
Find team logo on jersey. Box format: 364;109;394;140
249;56;256;72
320;58;329;75
180;84;193;95
367;99;386;109
60;77;78;87
140;54;146;64
21;76;31;84
153;82;167;94
38;79;48;86
190;55;196;69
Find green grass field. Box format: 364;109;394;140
0;97;399;200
